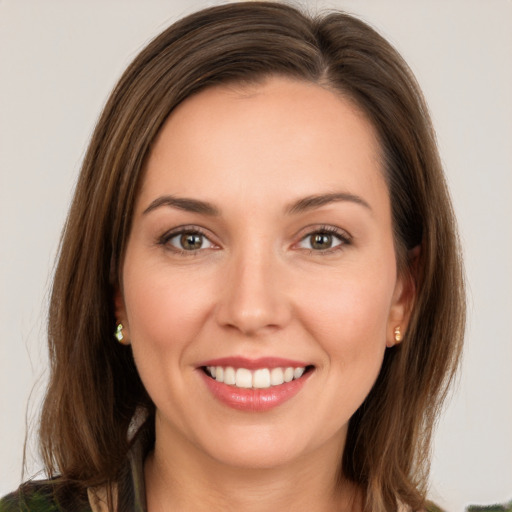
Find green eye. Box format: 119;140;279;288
179;233;204;250
297;229;350;252
309;233;334;250
163;230;215;252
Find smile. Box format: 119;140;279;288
198;358;314;412
204;365;308;389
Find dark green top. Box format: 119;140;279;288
0;481;89;512
0;436;147;512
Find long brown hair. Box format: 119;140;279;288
39;3;465;511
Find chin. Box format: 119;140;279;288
196;420;344;472
207;441;304;470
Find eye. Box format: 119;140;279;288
160;228;216;252
296;228;350;252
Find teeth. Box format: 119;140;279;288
253;369;270;388
235;368;252;388
224;366;236;385
283;367;294;383
270;367;284;386
206;365;307;389
293;367;305;379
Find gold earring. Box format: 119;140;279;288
393;326;402;343
115;323;125;343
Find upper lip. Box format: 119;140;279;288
197;356;312;370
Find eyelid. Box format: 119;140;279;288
157;225;219;253
293;225;353;253
156;224;352;255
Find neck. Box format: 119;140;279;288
144;424;362;512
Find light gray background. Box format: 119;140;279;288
1;1;511;510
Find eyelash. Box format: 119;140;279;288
295;225;352;255
157;225;352;256
157;225;216;255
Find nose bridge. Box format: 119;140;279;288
217;237;289;335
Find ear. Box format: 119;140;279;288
114;287;131;345
386;246;420;347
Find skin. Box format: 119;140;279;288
116;77;414;512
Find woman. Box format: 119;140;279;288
1;2;465;511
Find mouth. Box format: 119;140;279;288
197;358;315;411
202;364;315;390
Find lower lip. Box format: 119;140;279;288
199;370;312;412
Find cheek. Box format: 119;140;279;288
123;261;214;345
122;265;217;412
295;265;395;384
289;268;394;440
299;270;394;341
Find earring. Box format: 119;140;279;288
115;323;125;343
393;326;402;343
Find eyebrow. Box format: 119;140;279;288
286;192;372;215
143;196;220;216
142;191;371;217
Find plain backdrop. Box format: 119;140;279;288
1;1;511;510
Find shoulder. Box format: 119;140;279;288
0;481;61;512
466;502;512;511
0;480;91;512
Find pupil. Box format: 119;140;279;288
311;233;332;250
181;233;202;250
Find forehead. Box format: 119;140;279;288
139;77;386;212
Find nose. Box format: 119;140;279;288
215;246;292;336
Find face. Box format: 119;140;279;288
117;77;411;471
